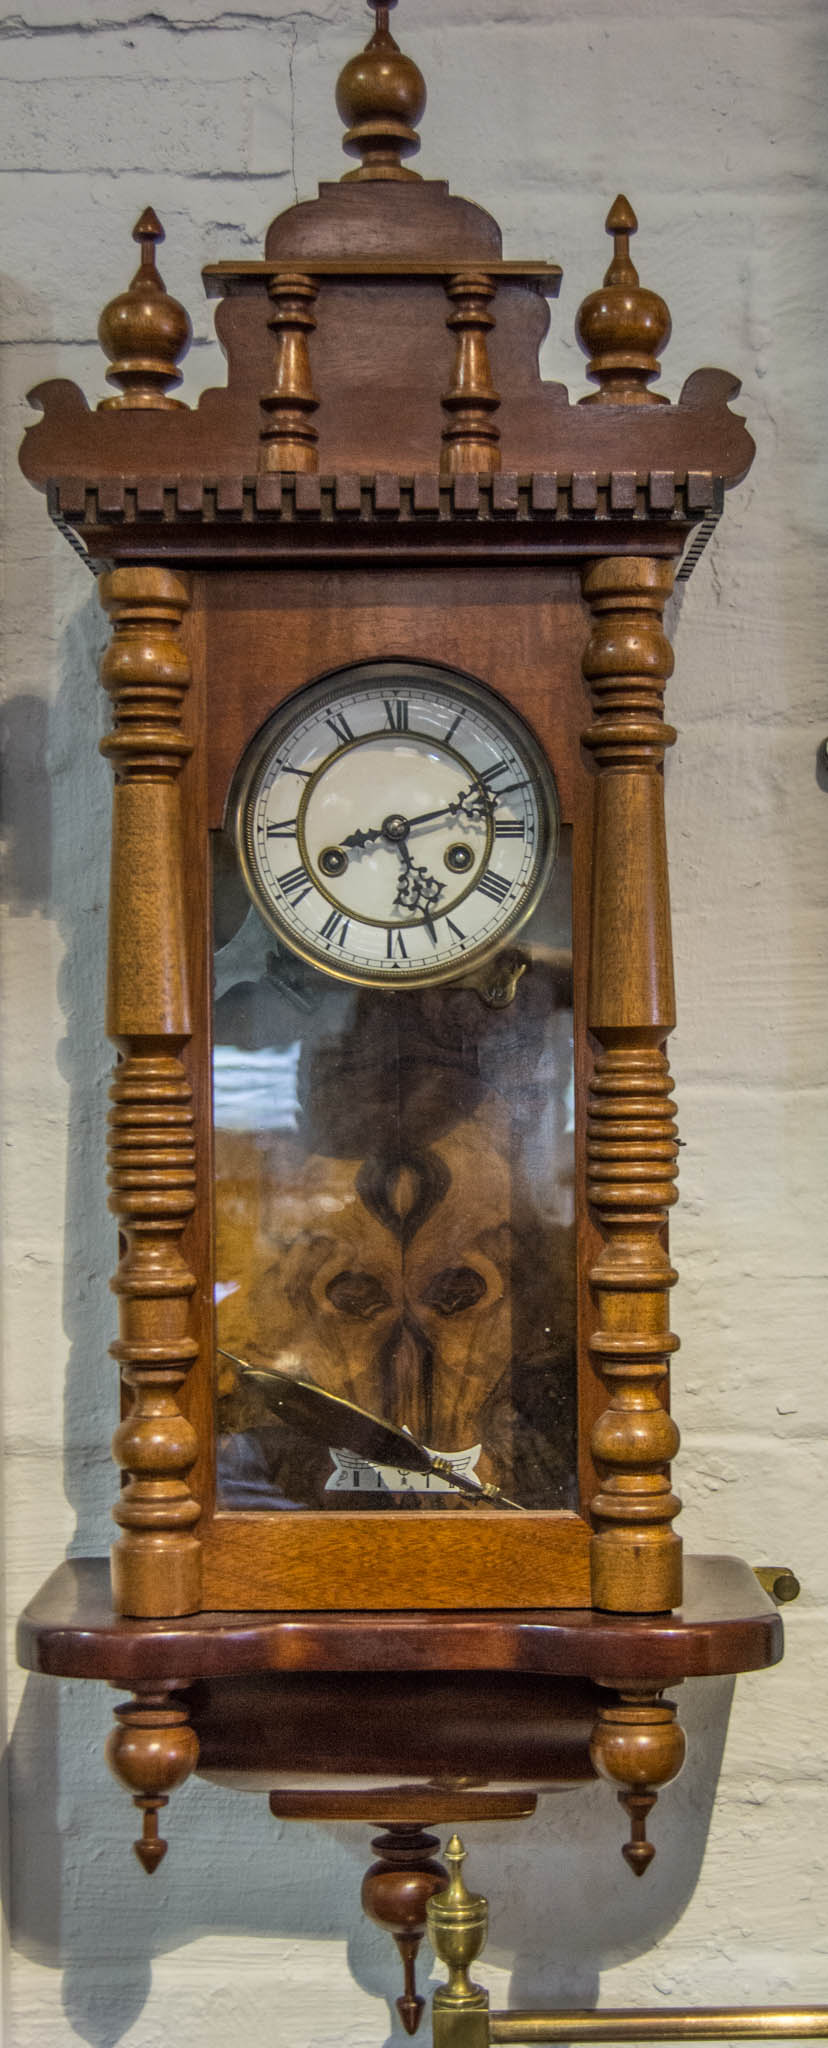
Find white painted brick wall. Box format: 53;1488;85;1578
1;1;826;2040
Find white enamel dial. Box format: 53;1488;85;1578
232;662;559;988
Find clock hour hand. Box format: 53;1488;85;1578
340;821;385;851
392;841;445;921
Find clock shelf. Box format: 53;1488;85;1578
19;1554;780;1846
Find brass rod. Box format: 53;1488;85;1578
489;2011;828;2043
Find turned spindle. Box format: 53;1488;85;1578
582;556;682;1615
440;272;501;475
98;567;201;1618
259;273;320;473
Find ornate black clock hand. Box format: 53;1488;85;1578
340;821;385;850
392;841;446;919
339;785;521;850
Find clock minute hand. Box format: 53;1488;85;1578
338;777;532;853
403;779;533;830
340;806;453;847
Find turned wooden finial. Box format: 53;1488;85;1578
590;1691;686;1875
336;0;426;181
97;207;192;410
361;1824;448;2037
105;1687;199;1873
576;195;672;405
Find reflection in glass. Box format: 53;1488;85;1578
213;828;576;1512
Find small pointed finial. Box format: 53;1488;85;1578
336;0;426;181
445;1833;469;1900
604;194;640;287
133;1796;169;1875
575;194;672;405
97;207;192;410
618;1790;657;1877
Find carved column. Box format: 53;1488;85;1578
259;271;319;472
440;271;501;474
582;556;681;1614
99;567;201;1618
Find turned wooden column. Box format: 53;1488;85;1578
99;567;201;1618
259;271;319;472
440;271;501;474
582;556;681;1614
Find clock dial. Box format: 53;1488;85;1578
232;662;559;988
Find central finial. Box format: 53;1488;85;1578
336;0;426;181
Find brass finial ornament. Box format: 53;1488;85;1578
97;208;192;410
427;1835;490;2040
336;0;426;181
576;195;672;404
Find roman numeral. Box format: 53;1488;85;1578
325;711;354;747
386;929;408;961
476;868;511;904
277;761;310;779
444;714;463;747
383;698;409;732
277;863;312;907
479;761;511;787
265;817;297;839
445;917;466;943
493;817;525;838
320;908;350;947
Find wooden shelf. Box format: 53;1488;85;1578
18;1555;782;1688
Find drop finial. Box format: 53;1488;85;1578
97;207;192;410
336;1;426;182
575;194;672;405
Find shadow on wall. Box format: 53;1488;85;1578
4;1671;729;2039
5;586;733;2043
5;1669;734;2046
2;587;117;1555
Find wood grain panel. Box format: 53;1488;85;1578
201;1510;591;1611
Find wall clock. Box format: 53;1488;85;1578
16;0;786;2032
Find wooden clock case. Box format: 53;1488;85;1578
17;1;781;2021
